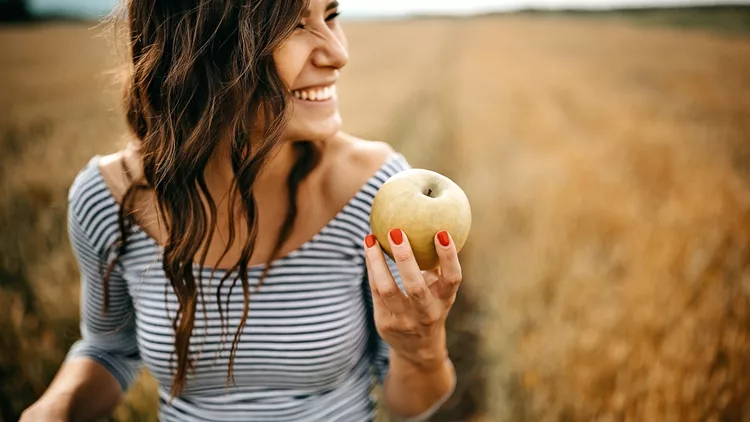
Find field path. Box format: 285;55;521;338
445;17;750;420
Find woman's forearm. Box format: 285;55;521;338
22;357;124;422
383;351;457;421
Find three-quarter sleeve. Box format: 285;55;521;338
64;168;142;392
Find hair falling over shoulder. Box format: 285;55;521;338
101;0;316;398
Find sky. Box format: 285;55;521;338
28;0;750;18
343;0;750;16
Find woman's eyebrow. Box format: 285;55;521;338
303;1;339;17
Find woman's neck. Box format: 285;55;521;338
203;140;298;202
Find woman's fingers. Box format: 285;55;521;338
387;229;435;311
422;269;440;287
434;230;462;301
364;234;408;313
364;254;388;311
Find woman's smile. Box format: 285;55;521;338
292;83;337;104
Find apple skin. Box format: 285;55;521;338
370;168;472;271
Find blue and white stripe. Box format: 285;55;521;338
65;152;411;421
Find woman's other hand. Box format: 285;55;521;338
19;397;71;422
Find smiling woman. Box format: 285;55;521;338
19;0;458;421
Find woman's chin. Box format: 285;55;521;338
286;118;342;142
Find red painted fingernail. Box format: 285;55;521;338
365;234;376;248
389;228;403;245
437;231;450;247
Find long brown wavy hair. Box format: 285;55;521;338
102;0;320;397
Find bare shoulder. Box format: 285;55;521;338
340;134;394;168
97;146;143;204
319;133;396;204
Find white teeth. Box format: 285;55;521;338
293;85;336;101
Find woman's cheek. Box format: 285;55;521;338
273;41;309;89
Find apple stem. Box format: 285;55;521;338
427;188;433;197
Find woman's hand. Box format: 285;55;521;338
19;397;71;422
363;228;462;371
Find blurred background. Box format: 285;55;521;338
2;0;750;421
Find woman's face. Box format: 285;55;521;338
274;0;348;142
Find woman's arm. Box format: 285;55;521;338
365;280;456;420
20;358;124;422
22;175;143;421
383;352;456;420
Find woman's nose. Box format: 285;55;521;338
312;33;348;70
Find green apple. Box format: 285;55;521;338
370;168;472;270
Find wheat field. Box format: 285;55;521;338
2;11;750;422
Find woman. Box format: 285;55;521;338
22;0;460;420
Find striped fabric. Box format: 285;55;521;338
65;152;411;421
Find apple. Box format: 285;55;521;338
370;168;472;271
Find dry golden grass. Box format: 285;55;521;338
2;13;750;422
448;17;750;421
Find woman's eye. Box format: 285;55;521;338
296;12;338;30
